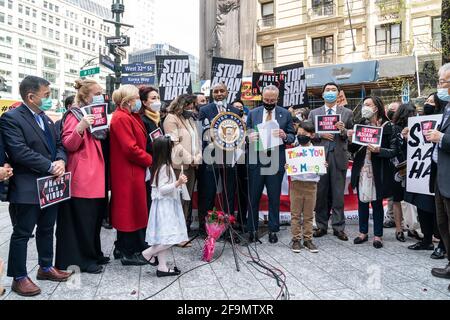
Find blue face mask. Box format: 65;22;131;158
323;91;338;103
92;94;105;104
132;100;142;113
437;88;450;102
39;97;53;111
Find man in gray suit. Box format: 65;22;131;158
427;63;450;291
308;82;353;241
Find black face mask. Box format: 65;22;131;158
238;110;244;118
264;103;276;111
297;135;311;145
182;110;193;119
423;104;435;115
387;111;395;121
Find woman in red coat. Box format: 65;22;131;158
110;85;153;266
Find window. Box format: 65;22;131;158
262;45;274;62
0;13;4;24
18;18;23;29
42;13;47;22
432;17;442;46
312;35;334;64
375;23;401;54
43;56;57;69
312;0;334;16
262;2;274;17
18;4;23;13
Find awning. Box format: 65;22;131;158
378;56;417;79
306;61;379;88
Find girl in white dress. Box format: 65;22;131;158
142;136;189;277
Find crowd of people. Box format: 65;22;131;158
0;62;450;297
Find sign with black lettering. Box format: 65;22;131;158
37;173;71;209
211;57;244;104
315;114;341;134
156;55;192;103
251;72;285;106
81;103;108;133
407;114;442;195
352;125;383;147
274;62;309;109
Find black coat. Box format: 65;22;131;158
349;121;400;200
140;114;161;156
0;104;66;204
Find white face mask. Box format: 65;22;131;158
361;106;375;120
150;102;162;112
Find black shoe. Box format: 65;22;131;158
431;263;450;279
431;248;446;260
156;268;181;278
248;232;259;243
407;230;423;241
120;253;148;266
113;248;122;260
354;235;369;245
408;242;434;251
373;240;383;249
268;233;278;244
144;255;159;267
84;264;103;274
396;232;406;242
102;219;113;230
333;230;349;241
313;229;327;238
97;256;111;265
383;220;396;228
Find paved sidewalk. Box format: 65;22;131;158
0;203;449;300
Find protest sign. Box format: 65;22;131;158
286;146;327;176
81;103;108;133
37;173;71;209
211;57;244;104
315;114;341;134
156;55;192;103
252;72;285;106
274;62;309;109
0;99;21;116
407;114;442;195
149;128;164;142
352;125;383;147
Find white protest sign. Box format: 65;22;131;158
285;146;327;176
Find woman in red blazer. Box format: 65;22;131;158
55;79;109;274
110;85;153;266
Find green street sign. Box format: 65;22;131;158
80;67;100;77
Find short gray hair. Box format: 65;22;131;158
212;83;228;91
262;85;280;95
439;63;450;77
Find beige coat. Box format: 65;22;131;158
164;113;202;170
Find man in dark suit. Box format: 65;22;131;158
308;82;353;241
427;64;450;290
246;85;295;244
198;83;241;234
0;76;72;297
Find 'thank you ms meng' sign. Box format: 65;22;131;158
285;146;327;176
211;57;244;104
156;55;192;103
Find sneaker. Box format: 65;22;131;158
291;240;303;253
304;241;319;253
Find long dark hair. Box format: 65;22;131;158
363;96;388;124
429;93;446;114
393;103;416;129
151;136;173;187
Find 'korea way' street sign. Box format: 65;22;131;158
122;63;155;74
121;76;155;85
80;67;100;77
106;36;130;47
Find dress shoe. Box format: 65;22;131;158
143;255;159;267
156;268;181;278
113;248;123;260
121;253;148;266
12;277;41;297
373;240;384;249
383;220;396;228
431;247;446;260
407;230;423;241
313;229;327;238
97;256;111;265
268;233;278;244
84;264;103;274
37;267;73;282
354;235;369;245
408;242;434;251
333;230;349;241
431;263;450;279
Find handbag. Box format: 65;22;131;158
359;151;377;203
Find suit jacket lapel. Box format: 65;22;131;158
257;107;264;126
19;105;52;154
441;106;450;131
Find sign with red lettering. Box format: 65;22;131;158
37;173;71;209
352;125;383;147
81;104;108;133
315;114;341;134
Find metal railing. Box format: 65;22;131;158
308;53;335;65
308;2;336;19
367;41;411;57
257;16;275;30
258;61;275;72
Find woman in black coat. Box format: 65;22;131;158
348;96;400;249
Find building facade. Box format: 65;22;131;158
128;43;200;91
255;0;442;102
0;0;115;106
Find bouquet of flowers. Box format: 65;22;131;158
202;208;236;262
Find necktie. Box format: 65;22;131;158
328;108;333;115
34;113;45;131
39;113;57;161
266;110;273;122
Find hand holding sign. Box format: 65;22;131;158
77;114;95;134
335;121;345;131
321;133;335;141
273;129;287;140
367;144;381;154
51;160;66;177
425;129;443;143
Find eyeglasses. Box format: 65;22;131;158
438;80;450;86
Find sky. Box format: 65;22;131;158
153;0;200;57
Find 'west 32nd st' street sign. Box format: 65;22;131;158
122;63;155;74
